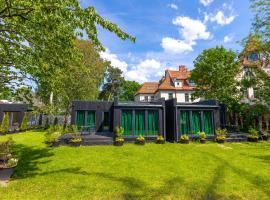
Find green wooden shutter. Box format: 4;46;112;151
203;111;213;134
148;110;159;135
121;110;132;136
192;111;201;134
180;111;190;135
135;111;145;136
76;111;85;128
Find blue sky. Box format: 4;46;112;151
81;0;253;83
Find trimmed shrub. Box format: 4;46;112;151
44;118;50;130
20;114;28;131
0;113;10;133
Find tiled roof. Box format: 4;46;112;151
136;82;159;94
136;65;196;95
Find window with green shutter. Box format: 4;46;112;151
86;111;95;128
148;110;159;135
76;111;85;129
121;110;133;136
180;111;190;135
135;110;145;136
192;111;201;134
203;111;213;135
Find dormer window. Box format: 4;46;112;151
248;52;259;61
174;80;182;87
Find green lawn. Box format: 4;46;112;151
0;131;270;200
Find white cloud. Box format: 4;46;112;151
161;37;193;54
168;3;178;10
223;35;234;43
125;59;163;83
172;16;211;42
209;11;236;26
200;0;214;6
100;48;128;73
161;16;211;55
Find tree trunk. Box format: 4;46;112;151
264;114;269;131
235;114;239;131
240;116;244;129
258;116;263;131
63;104;70;128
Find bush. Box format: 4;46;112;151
0;113;10;133
181;134;189;141
20;114;28;131
215;128;227;141
44;125;63;143
44;118;50;130
0;138;18;168
157;135;165;141
115;126;124;142
248;128;259;139
198;132;206;140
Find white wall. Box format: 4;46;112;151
135;94;155;102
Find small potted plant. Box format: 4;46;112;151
114;126;124;146
156;135;165;144
180;134;189;144
199;132;206;144
215;128;227;143
247;128;259;142
69;132;82;147
0;138;18;182
44;126;61;147
135;135;145;145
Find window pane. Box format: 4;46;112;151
203;111;213;134
76;111;85;128
148;110;159;135
192;111;201;134
121;110;133;136
180;111;190;135
135;110;145;136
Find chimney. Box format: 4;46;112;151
179;65;187;72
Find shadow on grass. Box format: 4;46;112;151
92;172;185;200
204;152;270;199
12;144;54;179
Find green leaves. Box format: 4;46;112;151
0;0;135;98
191;46;241;108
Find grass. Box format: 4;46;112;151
0;131;270;200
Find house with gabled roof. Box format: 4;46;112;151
135;65;200;103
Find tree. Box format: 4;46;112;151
251;0;270;47
36;39;107;125
120;80;141;101
99;65;124;101
0;113;9;133
0;0;135;95
191;46;241;108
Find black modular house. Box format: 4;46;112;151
71;98;166;141
0;103;31;130
71;98;226;142
166;99;227;142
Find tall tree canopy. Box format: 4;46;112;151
0;0;135;96
99;65;124;101
250;0;270;55
191;46;241;108
36;39;107;115
120;80;141;101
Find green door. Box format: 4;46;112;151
192;111;201;134
135;110;145;136
203;111;213;134
76;111;85;129
180;111;190;135
121;110;132;136
148;110;159;135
